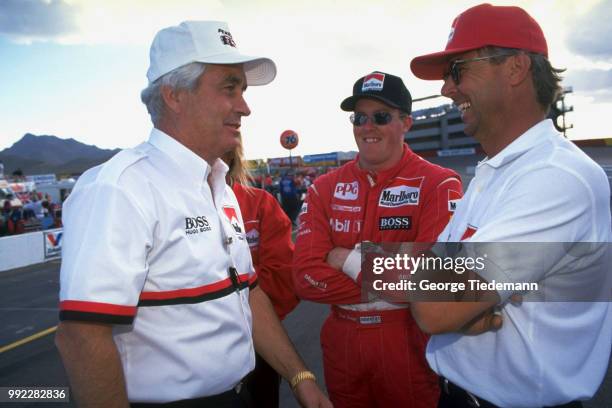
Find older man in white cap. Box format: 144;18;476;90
55;21;331;408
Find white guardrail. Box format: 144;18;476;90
0;228;62;272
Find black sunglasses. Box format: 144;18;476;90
350;111;394;127
444;53;515;85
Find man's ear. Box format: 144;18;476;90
508;53;532;86
160;85;184;114
402;114;414;133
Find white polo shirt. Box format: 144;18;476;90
428;119;612;407
59;128;257;403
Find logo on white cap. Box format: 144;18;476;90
362;73;385;92
218;28;236;47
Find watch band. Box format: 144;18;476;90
290;370;317;390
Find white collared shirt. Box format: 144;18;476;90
428;119;612;407
60;128;256;402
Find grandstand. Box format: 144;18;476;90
406;105;482;184
408;104;478;152
405;104;612;189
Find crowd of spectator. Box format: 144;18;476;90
0;191;63;237
252;170;319;225
0;169;321;238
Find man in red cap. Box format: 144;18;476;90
409;4;611;408
294;71;462;407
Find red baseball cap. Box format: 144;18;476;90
410;3;548;80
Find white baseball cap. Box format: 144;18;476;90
146;20;277;85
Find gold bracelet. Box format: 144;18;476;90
290;370;316;390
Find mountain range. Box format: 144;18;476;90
0;134;120;176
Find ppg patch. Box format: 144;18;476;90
362;73;385;92
334;182;359;200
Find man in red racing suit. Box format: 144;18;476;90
293;71;462;408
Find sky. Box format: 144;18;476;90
1;0;611;161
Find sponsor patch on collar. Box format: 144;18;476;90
362;73;385;92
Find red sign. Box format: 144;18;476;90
280;130;299;150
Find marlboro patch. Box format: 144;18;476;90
223;206;242;233
362;73;385;92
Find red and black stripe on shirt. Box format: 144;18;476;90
59;273;257;324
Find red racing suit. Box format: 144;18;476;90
233;183;299;320
293;144;462;408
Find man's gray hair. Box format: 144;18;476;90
140;62;206;126
479;46;564;113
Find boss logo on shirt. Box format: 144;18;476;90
379;178;423;208
379;216;411;230
185;216;212;235
334;182;359;200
